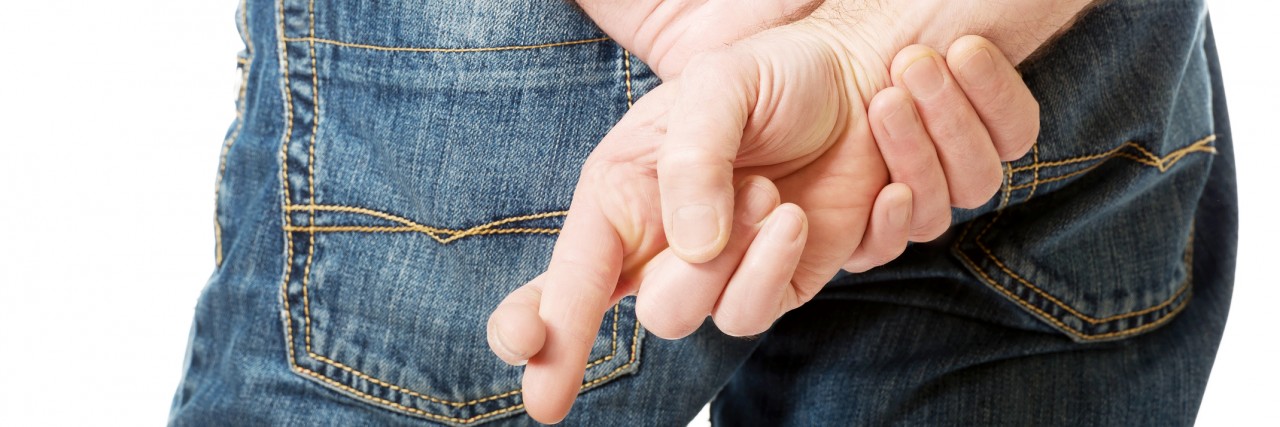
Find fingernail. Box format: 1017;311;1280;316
958;48;995;88
672;204;720;253
762;207;804;243
882;102;920;140
903;57;944;99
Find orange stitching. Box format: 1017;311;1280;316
1010;162;1104;190
302;225;314;352
306;0;319;212
289;23;622;407
280;36;611;53
300;0;321;354
302;303;622;408
1025;139;1040;201
584;304;621;369
286;204;448;231
293;316;641;425
1010;149;1114;173
582;302;642;390
973;211;1191;324
999;162;1012;210
277;0;298;377
283;204;568;243
277;0;295;210
308;353;521;407
293;367;525;424
1122;136;1217;172
1009;135;1216;173
216;0;255;266
282;225;561;236
955;239;1191;341
279;19;641;420
1008;135;1216;191
623;49;634;107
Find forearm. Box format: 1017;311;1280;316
811;0;1102;66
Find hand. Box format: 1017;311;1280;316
489;25;1040;424
574;0;826;79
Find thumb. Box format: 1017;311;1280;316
658;50;759;263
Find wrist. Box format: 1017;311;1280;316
807;0;1100;66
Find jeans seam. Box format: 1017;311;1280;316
215;0;255;266
282;204;568;243
280;36;612;53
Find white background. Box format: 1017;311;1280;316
0;1;1274;425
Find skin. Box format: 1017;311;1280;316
488;0;1099;423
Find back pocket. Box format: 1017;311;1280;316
274;0;646;423
952;0;1217;342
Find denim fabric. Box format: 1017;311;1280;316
171;0;1235;425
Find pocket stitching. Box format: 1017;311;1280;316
277;1;643;419
300;305;622;407
287;314;643;425
282;204;568;243
955;215;1195;341
281;36;612;54
974;210;1194;325
955;135;1214;340
1007;135;1217;190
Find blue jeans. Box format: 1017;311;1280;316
171;0;1236;425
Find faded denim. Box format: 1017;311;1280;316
171;0;1236;425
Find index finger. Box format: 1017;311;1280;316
521;191;625;424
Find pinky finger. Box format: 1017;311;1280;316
843;183;913;273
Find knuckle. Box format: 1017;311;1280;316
635;294;700;340
552;255;616;296
712;302;773;337
862;242;905;270
713;314;766;338
638;313;698;340
952;172;1002;209
895;154;941;183
979;90;1040;161
658;145;724;171
892;45;940;73
842;259;869;273
910;209;951;242
870;87;911;117
789;270;825;306
1003;103;1042;160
